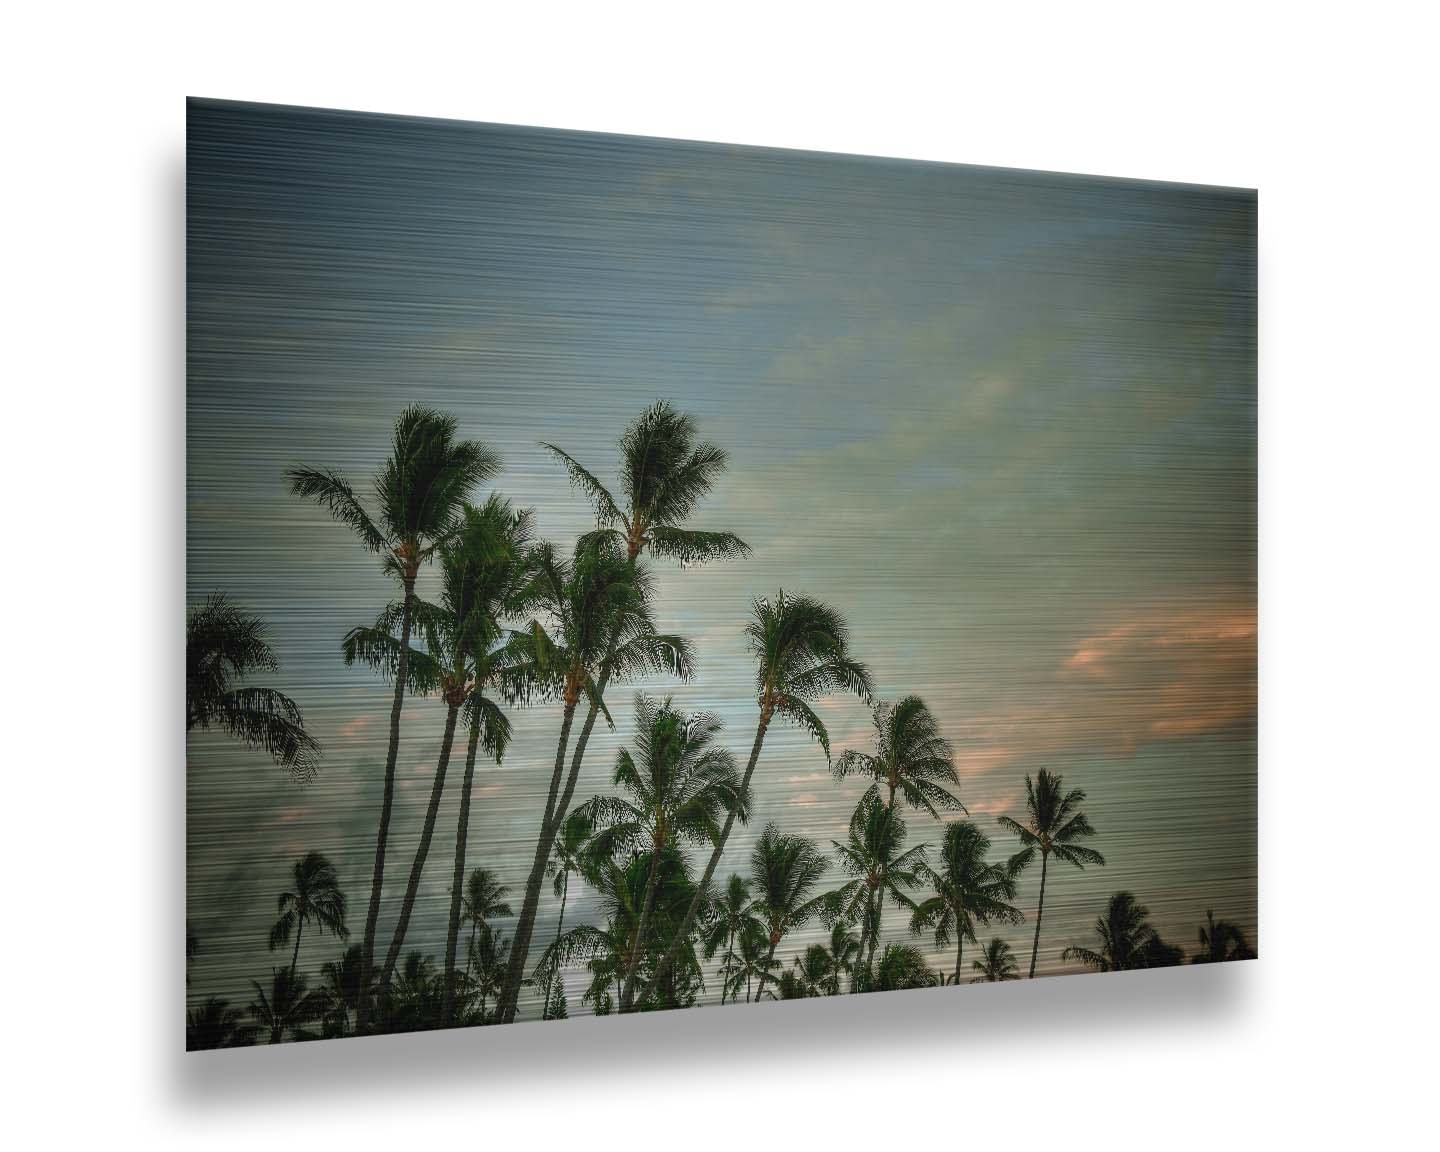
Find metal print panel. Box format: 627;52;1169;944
185;98;1256;1049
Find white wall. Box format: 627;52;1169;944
5;2;1435;1146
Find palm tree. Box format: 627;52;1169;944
824;922;861;995
543;399;749;566
1063;891;1176;973
787;944;838;998
186;594;320;780
495;535;693;1023
911;822;1024;985
247;966;325;1044
467;924;512;1023
535;848;706;1016
462;867;514;966
998;769;1104;978
267;851;348;977
701;874;764;1006
318;944;367;1038
642;591;872;1007
541;808;593;1019
825;791;927;988
971;937;1020;982
344;497;534;1002
386;950;445;1032
872;942;938;991
833;695;963;818
439;499;537;1022
583;696;747;1011
1191;910;1256;963
727;921;777;1004
747;824;829;1003
532;401;749;1018
186;997;259;1050
289;405;497;1032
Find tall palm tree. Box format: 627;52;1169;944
439;500;537;1022
641;591;872;1007
833;695;963;818
541;807;593;1019
1191;910;1256;963
971;937;1020;982
344;497;534;1002
701;874;764;1006
289;405;497;1032
911;822;1024;985
583;696;747;1011
247;966;325;1044
495;536;694;1022
748;824;829;1003
998;769;1104;978
534;401;749;1016
186;594;320;780
267;850;348;977
825;791;928;988
186;997;259;1050
1063;891;1174;973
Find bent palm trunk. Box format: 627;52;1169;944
543;875;571;1020
380;699;461;990
357;579;415;1032
496;698;580;1022
618;842;665;1010
1029;851;1048;978
636;709;772;1009
441;715;483;1025
753;935;779;1002
290;918;304;976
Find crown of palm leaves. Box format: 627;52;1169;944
833;694;964;817
542;400;750;567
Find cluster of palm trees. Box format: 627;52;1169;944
185;399;1255;1049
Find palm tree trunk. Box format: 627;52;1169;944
635;708;773;1009
543;874;570;1020
619;838;665;1010
720;928;734;1006
380;700;461;989
441;714;483;1025
864;888;883;981
954;934;964;986
753;937;779;1003
496;698;578;1022
290;918;304;976
357;578;414;1033
1028;851;1048;978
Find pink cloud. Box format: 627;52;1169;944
338;714;373;739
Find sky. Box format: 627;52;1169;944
186;98;1256;1015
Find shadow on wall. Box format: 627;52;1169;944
170;959;1255;1110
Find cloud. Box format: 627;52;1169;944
944;600;1256;791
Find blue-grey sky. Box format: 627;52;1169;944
187;99;1255;1015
